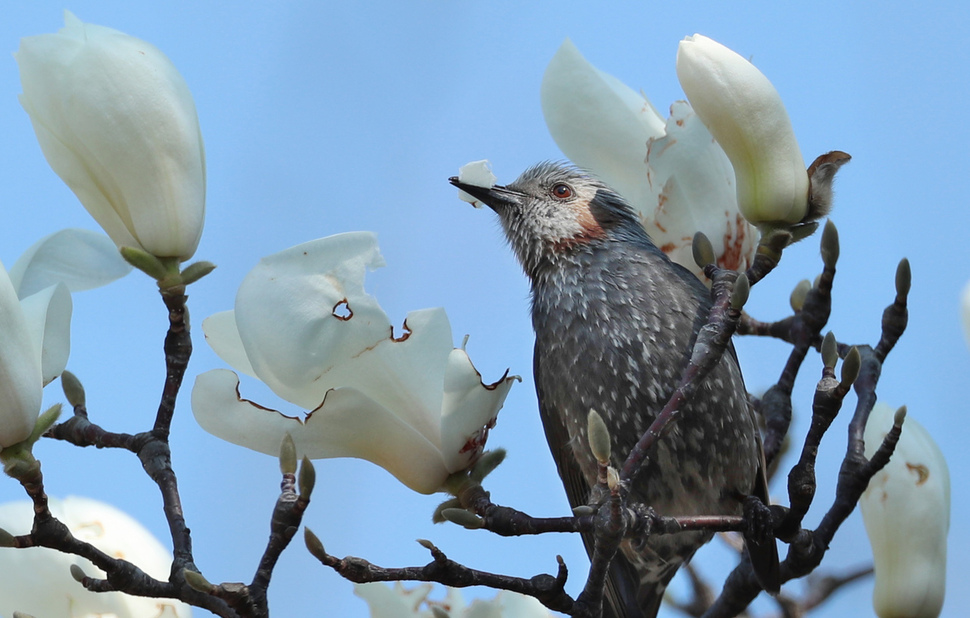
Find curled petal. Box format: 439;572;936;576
541;39;666;210
192;369;454;494
202;310;257;379
8;228;131;299
439;347;516;473
18;283;72;386
0;261;42;448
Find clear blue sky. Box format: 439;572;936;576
1;2;966;617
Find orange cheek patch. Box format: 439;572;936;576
551;201;607;252
573;201;607;240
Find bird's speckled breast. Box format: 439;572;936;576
531;239;760;568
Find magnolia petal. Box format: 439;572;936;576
644;102;757;274
192;369;452;494
439;347;516;473
17;11;206;260
0;496;191;617
0;260;43;448
16;15;139;251
861;404;949;618
457;160;497;207
202;310;257;379
8;228;132;298
541;39;666;210
18;283;72;386
233;232;390;408
300;307;453;447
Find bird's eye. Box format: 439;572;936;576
551;183;573;199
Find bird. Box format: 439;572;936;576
450;162;778;618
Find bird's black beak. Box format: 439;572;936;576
448;177;524;211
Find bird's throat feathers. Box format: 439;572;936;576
551;202;608;252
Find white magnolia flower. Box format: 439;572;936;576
541;38;757;277
0;260;69;449
192;232;517;494
354;582;553;617
0;229;131;449
676;34;809;229
16;11;206;261
861;404;949;618
0;228;131;450
0;496;191;617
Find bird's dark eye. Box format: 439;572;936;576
551;183;573;199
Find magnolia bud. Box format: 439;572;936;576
676;34;809;229
17;12;206;261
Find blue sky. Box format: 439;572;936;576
1;2;966;616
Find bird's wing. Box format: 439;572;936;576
534;343;649;618
533;340;591;512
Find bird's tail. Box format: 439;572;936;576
602;549;682;618
746;533;781;594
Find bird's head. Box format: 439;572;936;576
450;162;644;278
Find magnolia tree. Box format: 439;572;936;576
0;12;950;618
